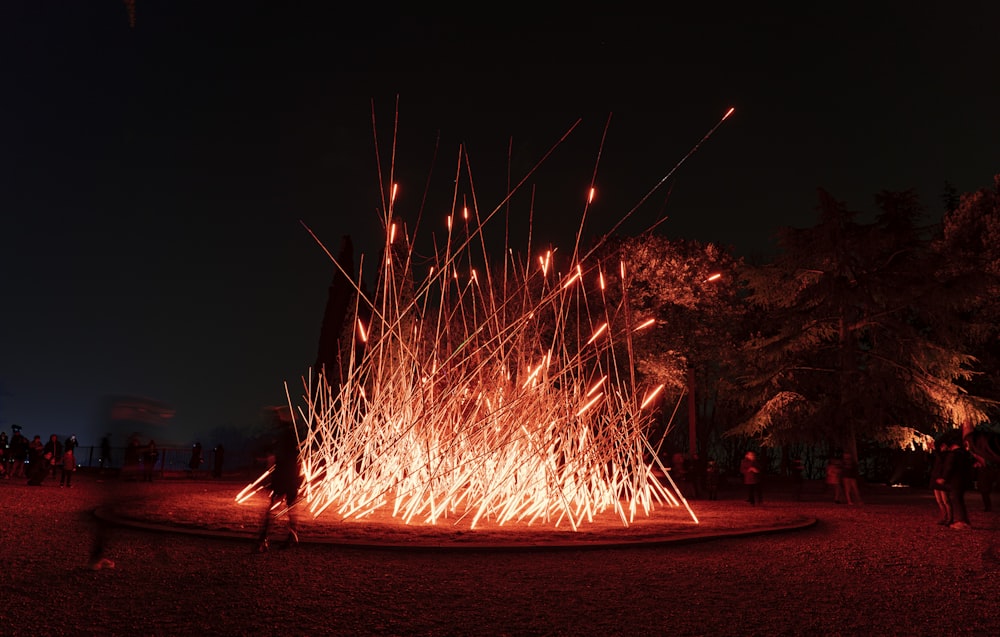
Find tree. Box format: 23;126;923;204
730;188;989;456
933;174;1000;413
602;235;745;455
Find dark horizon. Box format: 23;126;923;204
2;3;998;444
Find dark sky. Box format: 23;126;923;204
2;2;998;445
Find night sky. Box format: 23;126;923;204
2;2;998;446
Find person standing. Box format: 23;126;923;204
9;427;28;479
212;443;225;478
189;442;203;477
937;436;974;530
929;441;953;525
27;435;46;485
741;451;763;506
705;460;720;501
59;444;76;487
142;440;158;482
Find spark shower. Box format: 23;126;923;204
239;109;734;530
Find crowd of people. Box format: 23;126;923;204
0;426;79;487
0;426;229;484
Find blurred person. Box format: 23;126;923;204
59;444;76;487
705;460;720;501
841;453;863;505
825;455;844;504
740;451;763;506
189;442;203;477
9;426;28;479
212;443;225;478
142;440;158;482
26;435;46;485
0;430;8;478
99;434;113;471
43;434;63;482
929;440;952;525
256;407;302;552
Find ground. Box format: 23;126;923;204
1;473;997;636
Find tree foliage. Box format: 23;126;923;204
729;186;993;454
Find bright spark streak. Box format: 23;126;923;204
599;270;605;290
562;264;583;289
576;392;603;417
641;384;665;409
723;107;735;120
706;272;722;282
357;319;368;343
389;223;396;244
633;318;656;332
620;260;626;280
588;187;596;204
471;268;478;282
586;322;608;345
463;206;469;220
587;376;606;396
447;215;453;231
391;183;399;205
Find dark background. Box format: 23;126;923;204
2;2;998;445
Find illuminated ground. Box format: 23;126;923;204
99;479;816;549
2;475;998;635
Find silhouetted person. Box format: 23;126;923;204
257;408;302;552
937;435;974;530
142;440;158;482
26;435;45;485
189;442;203;477
212;443;225;478
100;434;112;471
705;460;720;501
9;427;28;479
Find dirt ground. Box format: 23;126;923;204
1;474;998;636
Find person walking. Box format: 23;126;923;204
741;451;763;506
59;444;76;487
257;408;302;552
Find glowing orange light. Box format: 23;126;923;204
391;183;398;205
586;322;608;345
599;270;606;290
588;187;596;204
640;384;665;409
706;272;722;282
587;376;606;396
447;215;453;231
723;107;735;120
620;260;626;279
389;223;396;244
357;319;368;343
463;206;469;220
576;392;603;417
634;318;656;332
562;264;583;289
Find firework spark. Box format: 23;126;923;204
239;111;737;531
